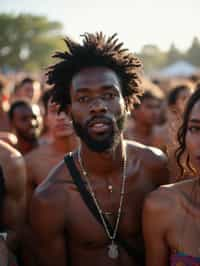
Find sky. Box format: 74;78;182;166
1;0;200;53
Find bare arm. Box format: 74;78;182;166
2;153;26;252
29;189;68;266
142;191;171;266
24;156;37;214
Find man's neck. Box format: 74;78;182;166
79;135;125;176
16;137;38;155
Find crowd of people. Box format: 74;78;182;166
0;32;200;266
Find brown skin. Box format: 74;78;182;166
0;140;26;259
23;101;79;266
25;100;79;206
125;98;162;146
143;99;200;266
30;67;169;266
11;104;41;155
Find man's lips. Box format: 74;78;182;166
88;118;112;133
89;123;110;133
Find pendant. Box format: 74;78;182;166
108;185;113;193
108;241;119;259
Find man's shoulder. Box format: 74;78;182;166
0;139;21;160
0;140;26;197
0;140;25;175
25;144;51;162
34;159;73;200
126;139;167;165
31;159;73;226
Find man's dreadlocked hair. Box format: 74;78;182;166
176;84;200;176
46;32;143;110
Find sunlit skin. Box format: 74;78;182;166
143;97;200;266
30;67;168;266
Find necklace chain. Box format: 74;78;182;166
77;146;127;241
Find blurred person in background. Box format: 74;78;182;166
143;86;200;266
125;83;165;146
8;100;42;155
25;88;79;207
38;89;54;145
153;83;194;180
12;77;42;104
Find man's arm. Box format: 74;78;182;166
142;190;171;266
2;152;26;252
29;188;68;266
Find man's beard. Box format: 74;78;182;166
72;114;126;152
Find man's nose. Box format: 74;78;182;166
89;98;108;114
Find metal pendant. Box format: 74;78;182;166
108;241;119;259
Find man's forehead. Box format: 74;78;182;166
71;67;121;90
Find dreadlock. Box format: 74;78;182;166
176;84;200;176
46;32;143;110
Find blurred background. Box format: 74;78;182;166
0;0;200;77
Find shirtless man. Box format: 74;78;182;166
25;88;79;207
29;33;169;266
125;83;164;146
8;100;42;155
0;140;26;265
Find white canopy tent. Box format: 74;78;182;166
157;60;199;78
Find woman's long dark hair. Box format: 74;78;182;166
176;85;200;176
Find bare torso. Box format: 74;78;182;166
30;140;169;266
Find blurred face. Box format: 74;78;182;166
133;97;161;126
12;104;41;141
46;100;74;138
185;100;200;175
69;67;126;152
176;89;193;114
17;81;41;103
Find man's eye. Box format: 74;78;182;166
103;93;115;100
78;96;89;103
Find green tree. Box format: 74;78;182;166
186;37;200;66
137;44;166;74
166;43;182;65
0;13;65;71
